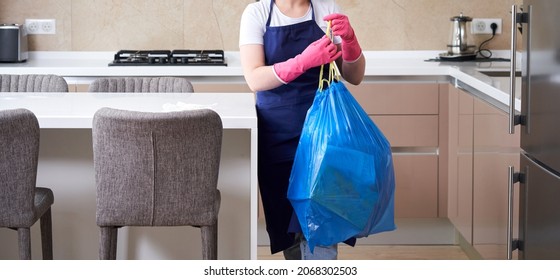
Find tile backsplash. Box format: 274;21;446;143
0;0;522;51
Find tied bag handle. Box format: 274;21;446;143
318;20;342;91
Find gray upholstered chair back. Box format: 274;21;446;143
0;109;40;227
0;108;54;259
0;74;68;92
88;77;194;93
92;107;222;259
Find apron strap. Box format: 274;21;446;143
266;0;275;27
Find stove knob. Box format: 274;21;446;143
181;57;189;64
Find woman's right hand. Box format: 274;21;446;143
299;35;341;69
273;35;341;84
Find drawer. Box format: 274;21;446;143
345;82;440;115
372;115;438;147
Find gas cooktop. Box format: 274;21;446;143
108;50;227;66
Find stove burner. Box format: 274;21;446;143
109;50;227;66
128;55;145;62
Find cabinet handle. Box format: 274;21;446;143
507;166;521;260
509;5;519;134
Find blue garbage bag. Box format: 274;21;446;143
287;79;396;252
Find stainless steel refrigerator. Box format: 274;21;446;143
510;1;560;260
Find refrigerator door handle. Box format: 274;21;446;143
507;166;522;259
509;5;522;134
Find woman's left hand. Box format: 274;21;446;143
323;13;355;42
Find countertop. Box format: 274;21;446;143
0;92;257;129
0;50;521;111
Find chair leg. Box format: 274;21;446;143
17;228;32;260
40;208;54;260
99;226;118;260
201;223;218;260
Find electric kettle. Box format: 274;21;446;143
440;13;476;60
447;13;475;55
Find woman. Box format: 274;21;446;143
239;0;365;260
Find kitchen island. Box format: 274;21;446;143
0;92;257;260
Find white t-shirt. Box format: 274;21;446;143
239;0;342;47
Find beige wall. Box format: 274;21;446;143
0;0;522;52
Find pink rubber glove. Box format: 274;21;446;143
273;35;341;84
323;13;362;62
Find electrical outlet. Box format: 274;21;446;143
471;18;502;35
25;19;56;34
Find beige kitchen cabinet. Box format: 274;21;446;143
71;83;90;92
192;82;251;93
392;154;439;217
447;87;474;243
345;82;441;218
472;97;520;260
446;86;521;259
64;82;89;92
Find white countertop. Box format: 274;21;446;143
0;92;257;129
0;51;244;77
0;51;521;111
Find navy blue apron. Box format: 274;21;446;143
257;0;326;254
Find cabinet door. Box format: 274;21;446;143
393;154;439;218
447;88;474;243
472;98;520;259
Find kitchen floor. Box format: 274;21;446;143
256;217;469;260
258;245;470;260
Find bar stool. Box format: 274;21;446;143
0;108;54;260
92;107;222;259
88;77;193;93
0;74;68;92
